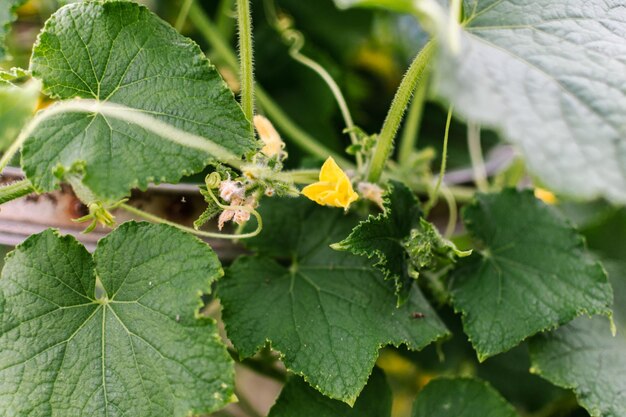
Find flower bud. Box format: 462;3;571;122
254;115;286;158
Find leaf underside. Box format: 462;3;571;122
432;0;626;202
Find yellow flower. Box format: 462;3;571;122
301;157;358;209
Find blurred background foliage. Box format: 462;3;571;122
3;1;624;417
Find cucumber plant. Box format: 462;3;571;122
0;0;625;416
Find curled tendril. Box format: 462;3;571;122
203;187;264;239
205;172;222;189
119;189;263;241
283;29;305;55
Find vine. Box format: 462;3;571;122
0;1;623;417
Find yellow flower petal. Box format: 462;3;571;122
301;157;358;209
319;157;346;182
534;188;557;205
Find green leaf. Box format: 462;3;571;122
424;0;626;203
412;378;519;417
528;257;626;417
333;180;468;302
218;197;449;404
0;79;39;150
0;0;26;60
268;368;392;417
25;1;254;201
450;189;612;360
0;222;235;416
530;316;625;417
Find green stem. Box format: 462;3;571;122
264;0;361;169
410;182;475;203
0;179;35;204
256;88;353;168
424;105;453;213
174;0;194;31
398;69;430;168
188;4;352;168
120;201;263;240
440;184;457;238
189;2;239;70
216;0;236;39
288;41;361;168
236;0;255;123
266;168;319;184
467;122;489;192
367;40;435;183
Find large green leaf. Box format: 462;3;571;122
0;222;234;416
528;258;626;417
0;79;39;150
450;189;612;360
530;316;625;417
218;198;449;404
426;0;626;203
412;378;519;417
25;1;254;201
268;368;392;417
0;0;26;60
333;180;468;302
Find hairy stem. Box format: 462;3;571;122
265;0;360;168
236;0;255;124
0;179;35;205
398;69;430;168
189;2;239;69
367;40;435;183
256;88;353;167
188;3;353;168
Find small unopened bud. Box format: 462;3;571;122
358;182;384;209
265;187;275;197
254;115;286;158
